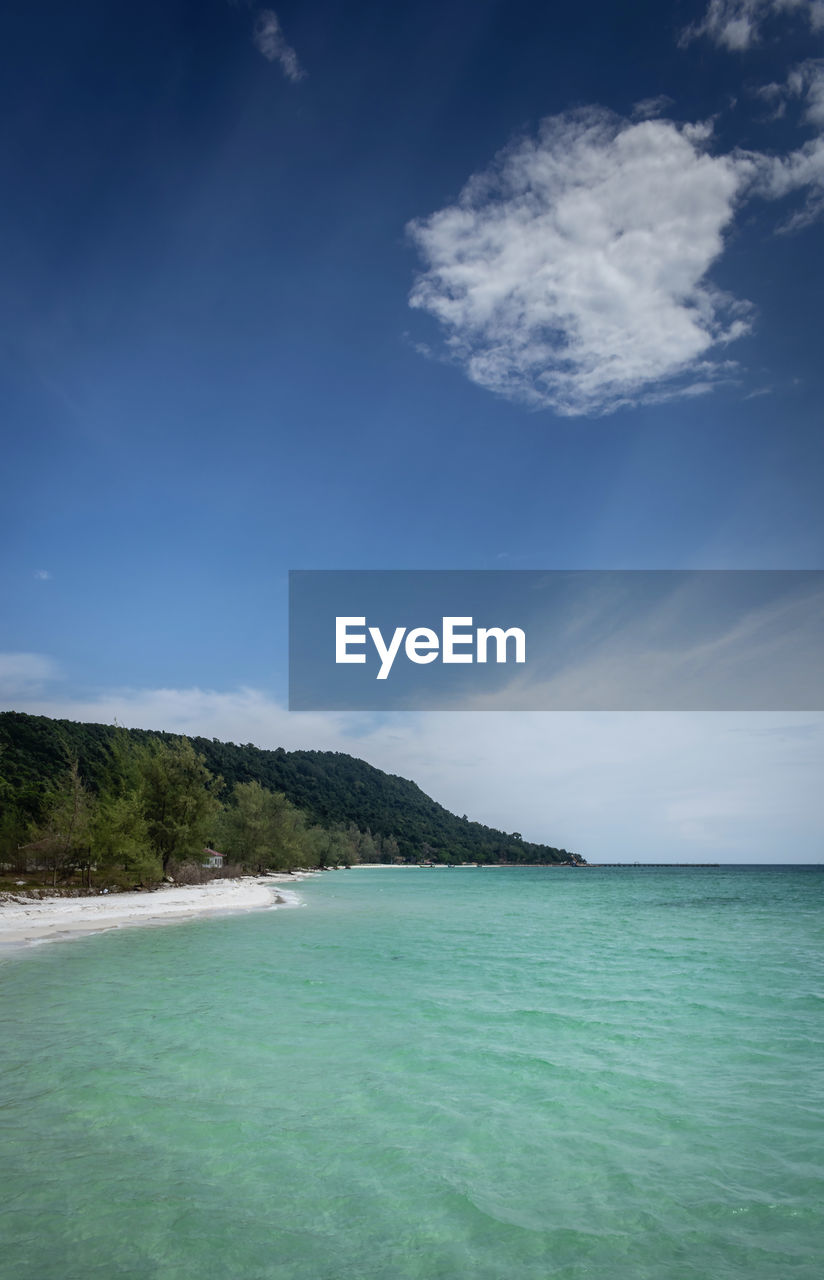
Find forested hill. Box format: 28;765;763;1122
0;711;581;865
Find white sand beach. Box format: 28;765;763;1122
0;874;313;947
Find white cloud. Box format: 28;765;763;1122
33;569;51;581
1;683;821;863
252;10;305;81
682;0;824;51
409;84;824;415
408;109;751;416
0;653;59;697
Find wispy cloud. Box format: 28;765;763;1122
33;569;51;581
757;59;824;128
631;94;675;120
252;10;305;81
790;59;824;128
738;64;824;228
682;0;824;51
746;138;824;230
408;109;751;416
451;573;824;711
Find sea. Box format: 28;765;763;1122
1;865;822;1280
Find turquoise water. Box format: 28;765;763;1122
1;866;823;1279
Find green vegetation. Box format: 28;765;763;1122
0;711;582;889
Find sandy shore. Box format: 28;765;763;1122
0;874;315;948
349;863;480;868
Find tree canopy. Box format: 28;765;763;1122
0;711;582;888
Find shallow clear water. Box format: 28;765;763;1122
1;866;823;1279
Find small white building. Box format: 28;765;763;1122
203;848;224;869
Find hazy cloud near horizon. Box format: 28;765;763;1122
0;653;59;696
2;680;821;864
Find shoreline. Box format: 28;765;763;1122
0;873;316;949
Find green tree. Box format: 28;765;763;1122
91;790;159;887
381;833;400;864
32;760;93;887
219;780;276;871
85;727;159;886
264;790;309;872
330;825;359;867
219;781;309;873
138;738;223;871
0;803;31;874
0;744;31;872
304;824;331;870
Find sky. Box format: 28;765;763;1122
1;0;823;862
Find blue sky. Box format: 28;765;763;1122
2;0;823;860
